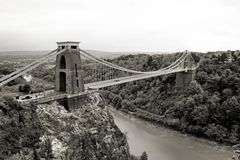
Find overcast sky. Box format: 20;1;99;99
0;0;239;52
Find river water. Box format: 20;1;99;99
110;108;233;160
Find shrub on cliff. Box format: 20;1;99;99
140;151;148;160
0;96;44;159
19;84;32;93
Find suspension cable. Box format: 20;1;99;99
80;49;189;74
0;49;65;87
0;49;58;83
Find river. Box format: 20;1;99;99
110;108;233;160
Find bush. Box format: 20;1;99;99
19;84;32;93
140;151;148;160
204;123;230;143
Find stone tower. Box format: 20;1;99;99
175;52;196;88
55;41;84;94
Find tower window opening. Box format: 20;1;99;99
76;80;79;87
59;72;66;92
61;46;65;49
60;56;66;69
75;64;78;77
71;45;77;49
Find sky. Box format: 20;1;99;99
0;0;240;52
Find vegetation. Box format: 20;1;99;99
101;50;240;145
18;84;32;93
0;96;44;159
30;64;55;83
0;57;54;95
0;63;14;75
0;54;145;159
140;151;148;160
0;63;25;86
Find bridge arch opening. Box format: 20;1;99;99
59;72;66;92
60;55;66;69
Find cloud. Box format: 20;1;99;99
0;0;239;52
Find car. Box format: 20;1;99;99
87;87;94;90
114;79;120;82
22;95;32;100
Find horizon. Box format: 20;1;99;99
0;48;239;55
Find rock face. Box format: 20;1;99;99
0;93;132;160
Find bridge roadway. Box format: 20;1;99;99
18;90;97;104
85;68;192;89
18;67;194;104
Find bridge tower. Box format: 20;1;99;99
55;41;84;94
175;52;196;88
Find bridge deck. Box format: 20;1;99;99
17;67;195;104
85;68;190;89
18;90;97;104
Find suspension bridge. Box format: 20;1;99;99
0;41;198;109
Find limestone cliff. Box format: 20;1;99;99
0;93;133;160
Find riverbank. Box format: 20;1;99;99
115;105;239;146
109;106;233;160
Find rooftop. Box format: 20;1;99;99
56;41;80;45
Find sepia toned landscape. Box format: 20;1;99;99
0;0;240;160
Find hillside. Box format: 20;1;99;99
101;50;240;145
0;93;138;159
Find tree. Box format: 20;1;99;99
0;65;14;75
19;84;32;93
223;97;240;125
140;151;148;160
220;52;228;62
190;105;209;126
147;56;152;66
151;60;158;70
204;123;229;143
45;139;54;159
121;99;131;110
196;71;208;84
112;95;122;109
191;53;200;62
222;88;233;100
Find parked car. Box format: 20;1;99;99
22;95;32;100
